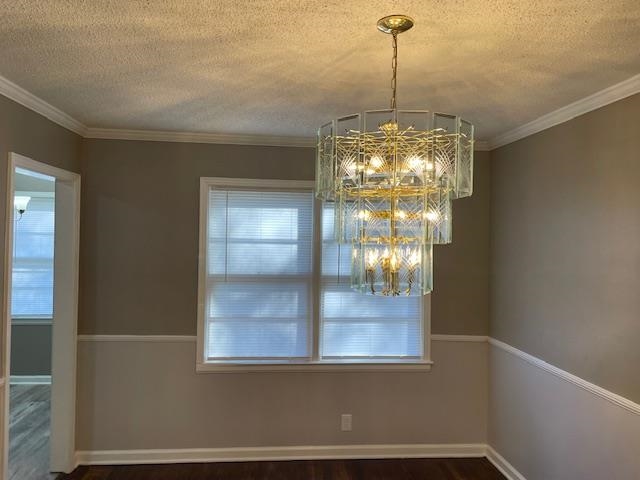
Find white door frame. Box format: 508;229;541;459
1;152;81;476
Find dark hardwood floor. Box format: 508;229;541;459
9;384;57;480
61;458;505;479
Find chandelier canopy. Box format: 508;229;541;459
316;15;474;296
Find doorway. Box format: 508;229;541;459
1;153;80;478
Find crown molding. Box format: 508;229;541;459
2;71;638;150
474;140;490;151
0;73;87;136
85;127;316;148
488;73;640;150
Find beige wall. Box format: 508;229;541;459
77;339;487;450
433;151;490;335
489;344;640;480
490;93;640;403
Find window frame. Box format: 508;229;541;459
197;177;432;373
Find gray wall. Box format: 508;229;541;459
490;93;640;403
0;95;81;377
10;324;52;376
78;139;315;335
78;139;490;336
433;151;490;335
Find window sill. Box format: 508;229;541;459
196;360;433;373
11;318;53;326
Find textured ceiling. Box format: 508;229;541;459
0;1;639;140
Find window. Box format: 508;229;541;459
198;178;430;371
11;195;55;319
204;186;313;361
320;204;423;360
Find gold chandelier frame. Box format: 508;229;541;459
316;15;474;296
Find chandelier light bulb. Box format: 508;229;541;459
370;156;384;168
408;155;423;170
366;249;379;268
425;210;439;222
409;249;421;267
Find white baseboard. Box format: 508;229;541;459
486;445;527;480
10;375;52;385
76;443;486;466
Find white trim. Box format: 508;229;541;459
78;334;486;342
11;319;53;326
75;443;486;466
196;178;209;368
10;375;51;385
73;333;640;416
0;74;86;136
474;140;490;151
13;191;55;199
77;335;196;343
431;334;488;342
486;446;527;480
85;129;493;151
196;178;430;372
196;361;433;374
489;73;640;149
77;334;484;343
3;71;639;149
85;128;315;148
489;337;640;416
7;154;79;182
75;336;433;371
202;177;316;189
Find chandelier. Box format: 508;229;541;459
316;15;474;296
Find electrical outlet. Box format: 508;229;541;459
340;414;352;432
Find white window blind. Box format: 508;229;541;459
11;196;55;318
320;204;422;360
205;188;314;361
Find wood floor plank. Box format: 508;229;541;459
59;458;506;480
9;384;57;480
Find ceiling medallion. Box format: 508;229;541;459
316;15;475;296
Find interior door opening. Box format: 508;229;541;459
9;167;57;480
1;153;80;479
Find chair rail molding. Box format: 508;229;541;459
489;337;640;416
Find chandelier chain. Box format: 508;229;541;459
391;32;398;110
